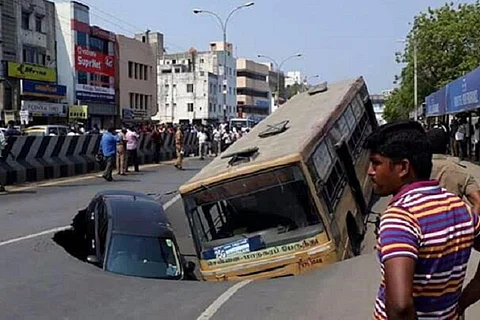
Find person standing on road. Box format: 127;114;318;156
197;127;208;160
174;126;184;170
456;119;468;161
100;127;120;182
0;129;6;192
116;128;127;175
213;127;222;157
151;125;163;164
365;120;480;320
126;127;140;172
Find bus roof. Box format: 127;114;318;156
180;77;366;194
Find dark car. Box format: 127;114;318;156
73;190;195;280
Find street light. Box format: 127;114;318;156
193;2;255;123
257;53;302;109
397;38;418;121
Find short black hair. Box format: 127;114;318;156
426;128;447;154
364;120;432;180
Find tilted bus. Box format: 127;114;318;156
179;77;378;281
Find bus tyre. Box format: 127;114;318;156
347;215;362;256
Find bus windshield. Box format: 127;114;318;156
184;165;325;258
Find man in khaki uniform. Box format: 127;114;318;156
427;128;480;211
174;126;184;170
428;128;480;318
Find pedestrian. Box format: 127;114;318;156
174;126;184;170
126;127;140;172
197;127;208;160
213;127;222;157
0;129;6;192
456;119;468;161
151;125;163;164
100;127;120;182
116;128;127;175
474;122;480;162
365;120;480;320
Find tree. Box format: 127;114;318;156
386;2;480;121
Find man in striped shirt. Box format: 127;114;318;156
364;120;480;320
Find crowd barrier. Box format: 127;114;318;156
0;132;198;186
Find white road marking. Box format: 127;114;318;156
0;226;72;247
0;192;183;248
196;280;252;320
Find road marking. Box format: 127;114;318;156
196;280;252;320
0;226;72;247
0;190;183;248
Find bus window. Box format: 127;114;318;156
184;165;324;255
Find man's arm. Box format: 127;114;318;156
384;257;416;320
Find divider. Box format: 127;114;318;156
0;131;199;186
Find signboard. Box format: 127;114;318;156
69;105;88;119
75;45;115;77
446;66;480;114
7;62;56;82
122;108;134;120
19;110;29;125
75;84;115;104
255;100;270;109
425;87;446;117
21;100;67;116
21;80;67;99
91;26;116;42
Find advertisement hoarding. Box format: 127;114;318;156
21;80;67;98
75;45;115;77
446;66;480;114
7;62;56;82
425;87;446;117
21;100;67;116
75;84;115;104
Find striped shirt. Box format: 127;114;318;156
374;180;480;320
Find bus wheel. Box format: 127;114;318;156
347;213;362;256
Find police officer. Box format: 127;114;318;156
174;125;184;170
427;128;480;212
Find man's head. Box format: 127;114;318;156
364;120;432;196
108;126;116;134
427;128;448;155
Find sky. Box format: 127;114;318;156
67;0;475;93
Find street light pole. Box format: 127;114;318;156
193;2;254;124
257;53;302;110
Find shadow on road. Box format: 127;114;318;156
0;190;37;196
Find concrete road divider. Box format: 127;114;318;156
0;132;198;186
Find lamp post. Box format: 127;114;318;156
194;2;254;123
397;38;418;121
257;53;302;109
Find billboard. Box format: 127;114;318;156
7;62;56;82
21;100;67;116
75;84;115;104
69;105;89;119
75;45;115;77
446;66;480;114
425;87;446;117
21;80;66;99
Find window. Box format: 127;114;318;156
22;11;30;30
89;37;108;54
209;103;212;112
144;65;148;81
128;61;133;78
129;93;134;108
187;84;194;93
78;71;88;84
134;63;138;79
76;32;88;46
200;58;205;63
35;15;43;32
135;94;139;109
139;94;144;109
187;103;194;112
23;46;46;65
323;161;346;210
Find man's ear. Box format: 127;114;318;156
397;159;411;179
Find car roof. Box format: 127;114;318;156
95;189;154;200
104;196;172;237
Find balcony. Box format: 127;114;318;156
21;30;47;48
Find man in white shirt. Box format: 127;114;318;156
197;127;208;160
456;120;467;161
126;127;140;172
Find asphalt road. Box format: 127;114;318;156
2;158;480;319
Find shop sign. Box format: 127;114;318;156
255;100;270;108
19;110;29;125
7;62;56;82
425;87;446;117
122;108;134;120
91;26;116;42
21;101;67;116
21;80;67;99
76;84;115;104
75;45;115;77
446;66;480;114
69;105;89;119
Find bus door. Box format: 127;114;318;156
334;139;367;217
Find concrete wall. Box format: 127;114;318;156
116;35;157;119
55;2;75;105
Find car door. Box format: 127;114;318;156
95;201;109;267
85;198;99;257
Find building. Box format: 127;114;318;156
370;94;387;125
116;34;159;123
0;0;66;125
285;71;304;87
55;1;117;129
262;62;286;114
236;58;270;120
154;42;237;124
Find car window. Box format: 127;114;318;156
48;127;57;135
96;201;108;256
58;127;68;135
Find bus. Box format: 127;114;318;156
179;77;378;281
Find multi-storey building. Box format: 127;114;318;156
236;58;270;120
370;94;387;125
116;33;160;123
154;42;237;124
55;1;117;129
0;0;66;125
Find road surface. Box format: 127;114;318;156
2;158;480;319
